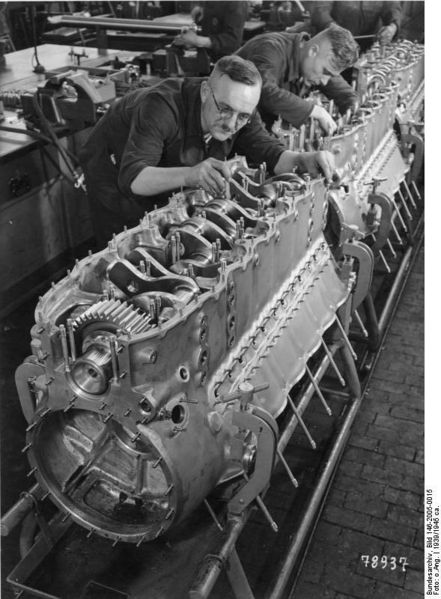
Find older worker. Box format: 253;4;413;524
236;24;359;135
80;56;336;249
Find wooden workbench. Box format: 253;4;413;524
0;44;139;157
0;44;132;89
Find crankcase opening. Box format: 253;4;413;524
28;409;178;541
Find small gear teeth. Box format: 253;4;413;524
72;299;151;335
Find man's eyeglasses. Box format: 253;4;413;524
208;85;252;128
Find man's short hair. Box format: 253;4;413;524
210;55;262;86
320;23;359;71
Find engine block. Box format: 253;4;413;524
15;167;354;544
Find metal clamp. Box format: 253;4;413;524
228;406;278;520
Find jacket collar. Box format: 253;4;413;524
181;78;205;162
287;32;310;84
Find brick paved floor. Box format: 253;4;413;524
293;246;424;599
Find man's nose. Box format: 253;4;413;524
223;112;240;130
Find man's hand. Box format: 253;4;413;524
174;28;199;48
296;150;336;182
377;23;397;44
274;150;337;182
185;158;232;195
310;105;337;136
174;28;212;50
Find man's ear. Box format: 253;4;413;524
200;80;209;102
308;43;320;57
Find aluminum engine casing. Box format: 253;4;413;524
16;172;353;544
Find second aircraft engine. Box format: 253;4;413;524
272;40;423;259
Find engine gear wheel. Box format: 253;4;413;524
71;299;152;336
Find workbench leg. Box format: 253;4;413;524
226;548;255;599
96;27;109;55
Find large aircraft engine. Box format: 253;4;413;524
15;164;355;544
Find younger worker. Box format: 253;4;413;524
80;56;337;249
236;24;359;135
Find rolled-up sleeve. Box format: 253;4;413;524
117;94;177;197
232;111;286;173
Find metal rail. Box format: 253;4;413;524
1;484;43;537
58;15;195;34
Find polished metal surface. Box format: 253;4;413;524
14;163;358;545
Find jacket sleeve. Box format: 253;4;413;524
310;1;335;32
117;94;178;198
319;75;357;113
381;1;402;31
232;111;286;174
208;1;248;57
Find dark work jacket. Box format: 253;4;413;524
79;78;286;247
400;1;424;43
310;1;402;37
198;1;248;60
236;31;357;130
